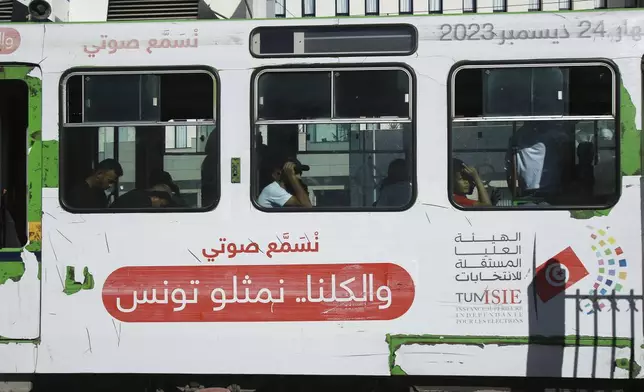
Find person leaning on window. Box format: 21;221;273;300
257;155;312;208
452;158;492;207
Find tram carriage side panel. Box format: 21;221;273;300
0;11;642;383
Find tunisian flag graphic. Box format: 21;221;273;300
535;247;589;303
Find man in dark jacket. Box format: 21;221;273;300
67;159;123;209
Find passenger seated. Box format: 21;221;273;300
150;171;187;207
200;131;218;208
67;159;123;209
109;184;175;209
555;142;597;206
576;142;595;193
452;158;492;207
505;121;572;198
257;155;312;208
375;158;411;207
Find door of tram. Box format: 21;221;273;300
0;65;42;340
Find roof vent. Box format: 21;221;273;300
0;0;12;22
107;0;199;21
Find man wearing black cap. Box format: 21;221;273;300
257;155;312;208
109;184;175;209
149;171;187;207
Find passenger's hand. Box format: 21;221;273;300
489;187;501;205
462;165;480;180
283;162;296;177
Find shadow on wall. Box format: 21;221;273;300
526;253;565;384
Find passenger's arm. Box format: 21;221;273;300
463;166;492;206
282;163;312;207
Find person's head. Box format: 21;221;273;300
147;184;173;207
387;159;408;183
266;154;310;184
452;158;474;195
149;171;180;196
89;159;123;191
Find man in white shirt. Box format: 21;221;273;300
257;156;312;208
505;121;573;198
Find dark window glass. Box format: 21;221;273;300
450;119;619;209
251;25;416;57
253;122;414;209
159;73;214;121
568;66;613;116
454;65;613;117
68;73;214;123
259;30;294;54
485;67;566;116
61;70;218;213
61;125;218;212
66;75;83;123
257;71;331;120
0;80;29;247
334;69;410;118
84;74;141;122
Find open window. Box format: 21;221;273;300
449;61;619;209
252;66;415;211
60;68;219;212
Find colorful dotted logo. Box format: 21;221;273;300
582;226;627;315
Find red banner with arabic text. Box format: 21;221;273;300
102;263;415;322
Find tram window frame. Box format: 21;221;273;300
447;59;621;211
250;64;417;213
58;66;220;214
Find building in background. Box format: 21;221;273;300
255;0;639;17
2;0;641;22
1;0;247;22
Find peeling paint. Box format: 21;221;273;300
63;266;95;295
386;334;633;375
0;335;39;345
0;251;24;286
615;358;641;377
570;80;642;220
619;80;641;177
42;140;59;188
0;261;25;285
0;65;42;287
390;365;407;375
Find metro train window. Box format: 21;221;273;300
60;69;219;212
252;67;415;210
449;62;619;209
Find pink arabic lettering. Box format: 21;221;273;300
83;29;198;57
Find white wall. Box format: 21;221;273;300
68;0;108;21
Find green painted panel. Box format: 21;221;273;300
42;140;59;188
386;334;634;376
0;65;42;284
570;80;641;219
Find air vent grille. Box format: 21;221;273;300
0;0;12;22
107;0;199;21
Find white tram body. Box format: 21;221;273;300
0;9;642;380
